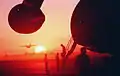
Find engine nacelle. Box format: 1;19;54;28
8;0;45;34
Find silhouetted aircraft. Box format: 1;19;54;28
20;43;37;48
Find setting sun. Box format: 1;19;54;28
35;45;46;53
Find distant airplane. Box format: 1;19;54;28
20;43;37;48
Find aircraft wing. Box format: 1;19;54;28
20;45;26;47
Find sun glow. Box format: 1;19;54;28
35;45;46;53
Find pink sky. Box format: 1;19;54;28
0;0;80;55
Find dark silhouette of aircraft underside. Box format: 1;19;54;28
71;0;113;54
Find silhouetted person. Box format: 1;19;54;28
60;44;66;71
75;47;90;76
60;44;66;58
44;53;50;76
56;53;60;72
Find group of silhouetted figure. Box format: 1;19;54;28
0;44;112;76
59;45;112;76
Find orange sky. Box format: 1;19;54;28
0;0;80;55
